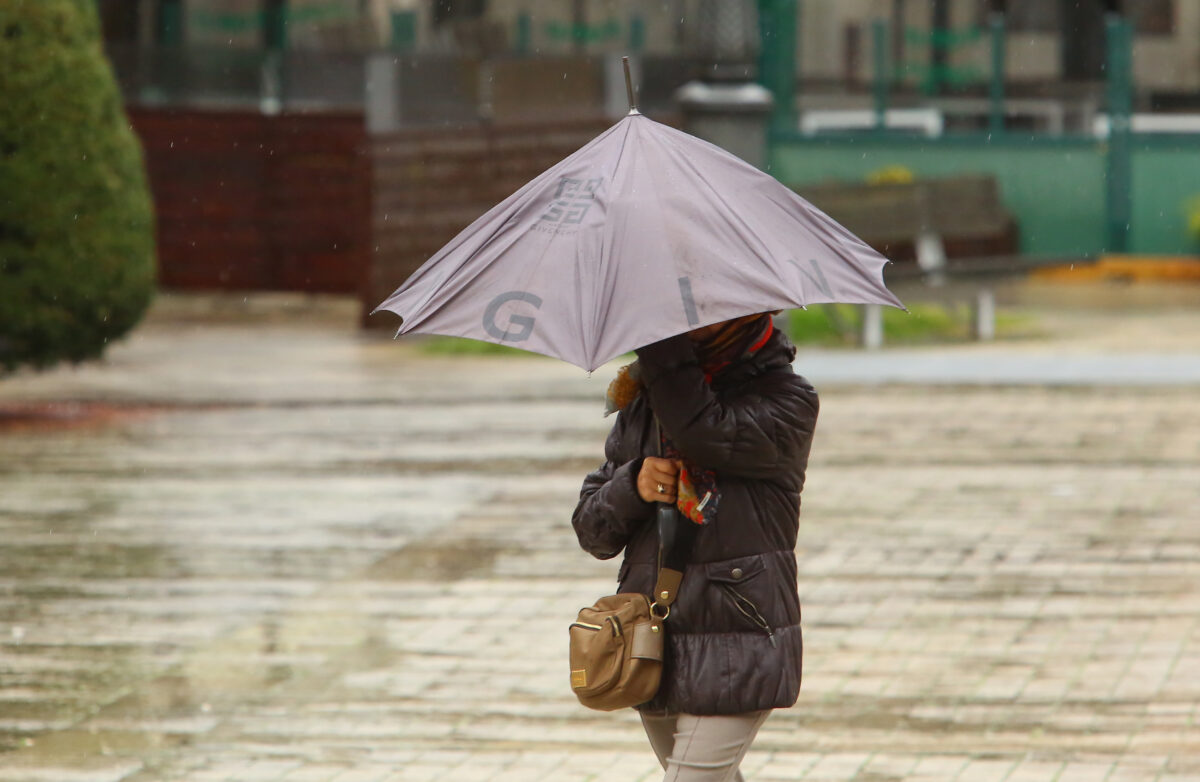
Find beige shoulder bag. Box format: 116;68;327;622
569;502;695;711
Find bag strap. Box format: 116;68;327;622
650;417;699;619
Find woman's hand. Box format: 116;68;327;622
637;457;680;503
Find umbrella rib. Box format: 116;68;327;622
654;121;899;310
652;129;776;281
763;191;901;306
589;117;640;368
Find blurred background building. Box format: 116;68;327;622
92;0;1200;319
96;1;1200;109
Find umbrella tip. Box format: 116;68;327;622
622;55;637;112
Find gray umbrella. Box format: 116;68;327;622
374;111;904;372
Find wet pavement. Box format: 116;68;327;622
1;290;1198;781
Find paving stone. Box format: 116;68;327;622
2;300;1199;781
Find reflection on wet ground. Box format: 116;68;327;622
1;300;1198;781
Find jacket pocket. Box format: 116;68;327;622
703;555;766;586
704;556;777;647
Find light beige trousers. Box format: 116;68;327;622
639;709;771;782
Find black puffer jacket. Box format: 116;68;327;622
572;328;818;715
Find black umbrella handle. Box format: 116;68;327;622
657;502;679;554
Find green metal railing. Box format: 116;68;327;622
1105;14;1134;252
153;2;361;48
511;13;646;55
902;24;984;93
988;14;1005;135
757;0;798;133
184;3;355;36
872;18;888;131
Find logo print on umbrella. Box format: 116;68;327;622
540;176;603;225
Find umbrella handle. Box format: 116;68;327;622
656;502;679;553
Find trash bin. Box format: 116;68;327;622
674;80;774;170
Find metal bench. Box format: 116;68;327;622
859;254;1095;349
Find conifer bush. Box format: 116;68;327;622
0;0;155;372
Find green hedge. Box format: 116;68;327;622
0;0;155;372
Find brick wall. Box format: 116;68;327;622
130;108;371;294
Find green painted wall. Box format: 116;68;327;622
769;135;1200;257
1131;141;1200;255
769;136;1105;256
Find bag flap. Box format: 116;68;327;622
630;620;664;661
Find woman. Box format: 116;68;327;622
572;312;820;782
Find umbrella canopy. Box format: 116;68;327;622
374;111;904;371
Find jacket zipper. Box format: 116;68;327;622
720;584;778;648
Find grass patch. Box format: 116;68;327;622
419;336;535;357
787;304;1037;346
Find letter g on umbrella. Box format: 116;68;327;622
483;291;543;343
